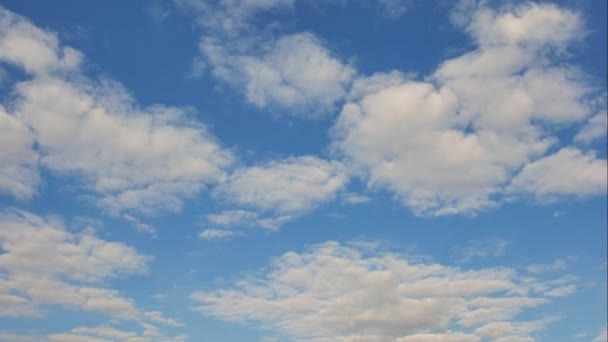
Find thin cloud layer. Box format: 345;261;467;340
192;241;576;341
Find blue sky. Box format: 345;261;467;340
0;0;606;341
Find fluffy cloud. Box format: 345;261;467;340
235;33;355;115
0;7;82;75
214;156;347;214
509;148;607;200
199;31;355;116
191;241;576;341
178;0;356;117
0;6;234;215
332;3;603;216
0;209;149;318
12;77;233;215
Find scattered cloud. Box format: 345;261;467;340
199;229;240;240
192;241;577;341
452;237;509;263
341;192;371;205
526;256;578;274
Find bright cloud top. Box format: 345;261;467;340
192;241;577;341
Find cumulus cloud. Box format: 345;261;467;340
509;148;607;200
0;6;234;215
177;0;356;117
214;156;347;216
12;77;233;215
198;31;355;117
0;7;82;75
332;2;603;216
191;241;577;341
0;209;149;318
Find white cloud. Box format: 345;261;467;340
13;77;233;215
199;229;240;240
192;241;576;341
214;156;347;215
0;7;82;75
0;209;150;319
200;32;355;116
575;112;608;143
0;105;38;200
237;33;355;115
178;0;356;117
509;148;607;200
0;6;234;215
206;209;259;227
452;237;509;263
332;2;602;216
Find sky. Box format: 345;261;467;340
0;0;606;341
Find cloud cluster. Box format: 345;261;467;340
332;2;606;216
192;241;577;341
0;7;234;216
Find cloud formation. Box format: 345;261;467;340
0;7;234;215
192;241;576;341
208;156;347;232
332;2;605;216
0;209;148;318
